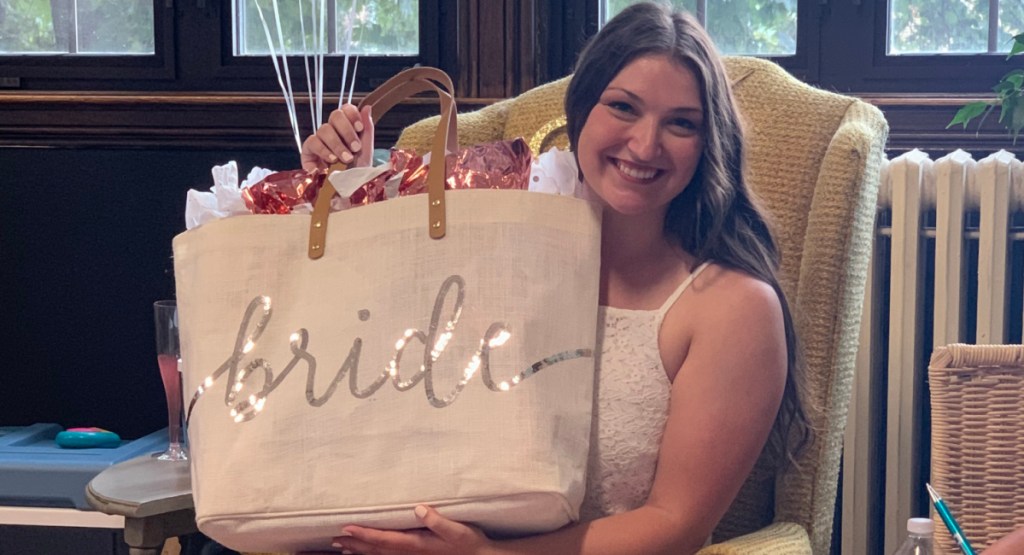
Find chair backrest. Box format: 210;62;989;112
929;344;1024;553
398;56;889;554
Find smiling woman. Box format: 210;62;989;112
299;4;808;554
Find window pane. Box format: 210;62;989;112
705;0;796;56
338;0;417;55
1000;0;1024;52
0;0;153;55
600;0;797;57
889;0;988;54
76;0;154;54
238;0;418;56
0;0;62;53
603;0;696;23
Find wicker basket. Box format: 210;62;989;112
929;344;1024;553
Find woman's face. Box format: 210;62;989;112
577;54;705;218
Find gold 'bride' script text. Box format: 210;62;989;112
185;275;593;423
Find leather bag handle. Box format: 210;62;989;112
308;67;458;259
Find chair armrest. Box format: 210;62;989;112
696;522;811;555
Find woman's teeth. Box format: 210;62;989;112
616;161;657;180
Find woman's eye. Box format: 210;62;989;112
606;101;634;114
669;118;701;134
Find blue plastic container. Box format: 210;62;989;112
0;424;169;509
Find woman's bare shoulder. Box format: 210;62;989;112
660;262;783;381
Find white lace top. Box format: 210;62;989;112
579;262;710;520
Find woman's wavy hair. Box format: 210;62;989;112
565;2;811;468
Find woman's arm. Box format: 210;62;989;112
984;527;1024;554
334;268;788;555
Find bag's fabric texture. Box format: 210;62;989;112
399;56;888;554
173;68;601;554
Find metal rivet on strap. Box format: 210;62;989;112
432;221;441;229
314;221;322;228
312;244;321;250
431;199;441;207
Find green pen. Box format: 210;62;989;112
926;483;977;555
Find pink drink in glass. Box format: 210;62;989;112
157;353;183;446
154;299;187;461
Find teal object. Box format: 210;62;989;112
927;483;977;555
55;428;122;449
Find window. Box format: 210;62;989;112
0;0;446;92
889;0;1023;54
235;0;419;56
574;0;1024;93
0;0;154;55
602;0;798;56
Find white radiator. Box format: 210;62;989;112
842;149;1024;555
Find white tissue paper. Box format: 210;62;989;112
185;162;273;230
528;148;588;199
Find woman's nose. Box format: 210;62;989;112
627;118;661;161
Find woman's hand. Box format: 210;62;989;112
330;505;494;555
301;104;375;172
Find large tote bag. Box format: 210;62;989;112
173;67;601;553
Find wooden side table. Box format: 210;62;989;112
85;455;196;555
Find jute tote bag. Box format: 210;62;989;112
173;67;601;553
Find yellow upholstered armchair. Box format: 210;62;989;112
399;57;889;554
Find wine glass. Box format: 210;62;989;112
154;300;188;461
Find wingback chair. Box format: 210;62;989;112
398;57;889;553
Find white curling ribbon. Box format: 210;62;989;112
326;164;395;198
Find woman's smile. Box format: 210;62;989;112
611;157;661;182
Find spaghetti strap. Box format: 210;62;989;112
656;261;711;318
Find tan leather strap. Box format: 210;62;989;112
308;67;457;259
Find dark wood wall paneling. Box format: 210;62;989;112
1;3;1023;437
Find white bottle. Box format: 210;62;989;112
893;517;936;555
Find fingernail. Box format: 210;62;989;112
354;121;364;133
327;154;338;163
351;140;362;152
338;530;353;537
331;542;342;548
414;505;428;519
340;151;354;163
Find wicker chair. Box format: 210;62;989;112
398;56;889;553
929;344;1024;554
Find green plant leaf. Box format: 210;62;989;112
947;101;990;129
1010;33;1024;58
1003;71;1024;91
1008;97;1024;144
998;92;1020;124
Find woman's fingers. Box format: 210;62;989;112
322;107;362;157
335;526;432;554
300;134;333;172
300;104;374;170
355;105;376;167
414;505;477;545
